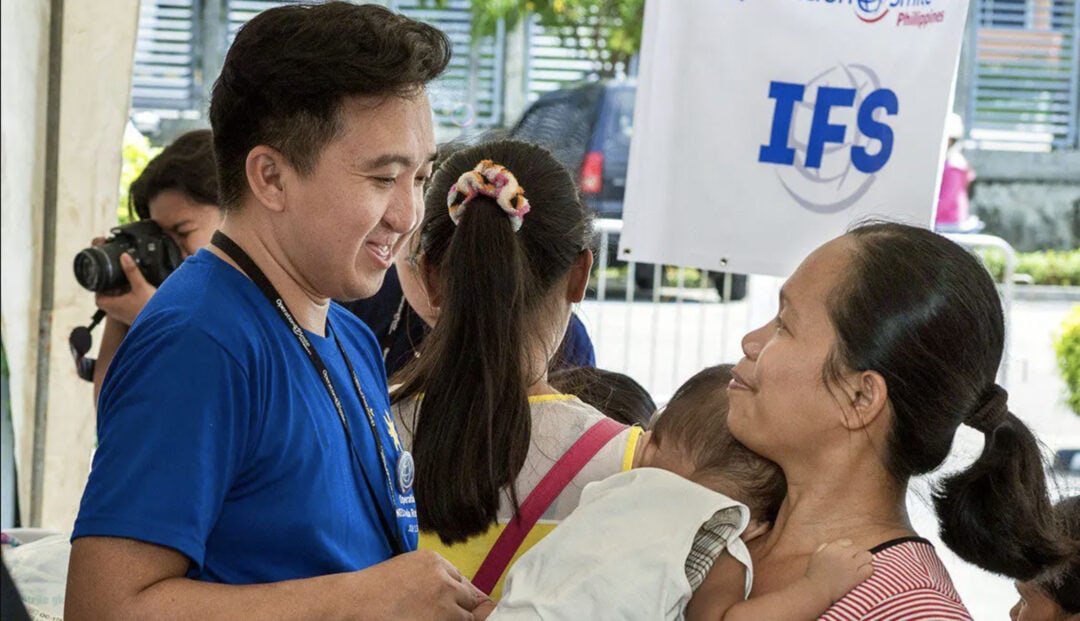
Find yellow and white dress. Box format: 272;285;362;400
392;394;642;599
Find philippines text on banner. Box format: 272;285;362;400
620;0;971;277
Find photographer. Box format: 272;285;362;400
89;129;223;403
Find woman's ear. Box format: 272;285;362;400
839;370;890;432
396;244;440;328
566;249;594;304
244;145;289;213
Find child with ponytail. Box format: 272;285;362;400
391;140;642;599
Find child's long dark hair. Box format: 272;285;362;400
393;140;591;544
829;222;1076;581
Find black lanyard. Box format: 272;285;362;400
212;232;406;556
379;295;409;363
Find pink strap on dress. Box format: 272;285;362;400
471;417;627;594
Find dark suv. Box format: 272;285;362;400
510;81;747;300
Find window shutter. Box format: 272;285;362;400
131;0;199;111
968;0;1080;150
526;15;630;104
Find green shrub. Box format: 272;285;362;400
1055;306;1080;416
978;248;1080;287
117;127;161;224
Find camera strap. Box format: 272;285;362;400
211;231;408;556
69;310;106;382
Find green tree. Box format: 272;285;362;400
1055;305;1080;417
117;128;161;224
434;0;644;74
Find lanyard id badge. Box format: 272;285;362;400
212;231;412;555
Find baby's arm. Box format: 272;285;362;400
686;553;746;621
726;540;873;621
689;539;874;621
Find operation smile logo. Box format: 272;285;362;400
798;0;946;28
855;0;890;23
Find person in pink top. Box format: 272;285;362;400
935;113;984;233
702;222;1076;619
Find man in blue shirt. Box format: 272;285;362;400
66;3;488;618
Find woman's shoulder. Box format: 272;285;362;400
820;538;972;621
525;395;641;517
391;392;637;458
529;395;637;463
529;394;604;430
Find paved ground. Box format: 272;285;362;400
578;288;1080;619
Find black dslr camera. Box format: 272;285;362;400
73;220;183;292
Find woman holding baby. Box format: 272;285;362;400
398;133;1073;618
495;222;1075;620
698;221;1077;618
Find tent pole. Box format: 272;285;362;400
30;0;65;527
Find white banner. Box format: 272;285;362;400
621;0;970;277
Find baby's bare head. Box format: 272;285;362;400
648;365;786;522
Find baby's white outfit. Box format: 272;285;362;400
493;468;754;620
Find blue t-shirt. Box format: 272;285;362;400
73;250;418;584
560;314;597;369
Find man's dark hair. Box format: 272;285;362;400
209;2;452;210
651;365;786;522
129;129;220;221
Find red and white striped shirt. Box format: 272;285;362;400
820;538;972;621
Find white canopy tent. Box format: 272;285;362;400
1;0;140;529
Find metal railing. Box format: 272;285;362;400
582;220;1019;397
942;232;1018;386
586;219;742;400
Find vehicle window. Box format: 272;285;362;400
511;85;604;173
601;87;635;161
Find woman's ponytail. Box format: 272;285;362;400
394;141;591;543
933;396;1073;580
409;199;532;543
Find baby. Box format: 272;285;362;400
491;365;873;620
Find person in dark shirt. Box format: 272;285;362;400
1;557;31;621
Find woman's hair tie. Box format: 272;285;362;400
446;159;531;232
965;384;1009;433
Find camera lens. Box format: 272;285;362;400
74;221;178;292
73;246;117;292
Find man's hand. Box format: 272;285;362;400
804;539;874;604
94;247;156;326
472;598;496;620
358;550;490;620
